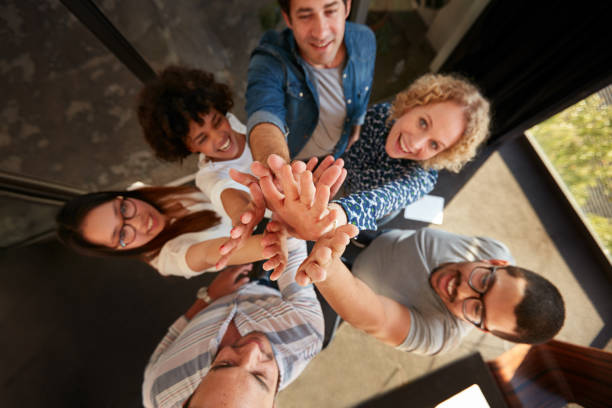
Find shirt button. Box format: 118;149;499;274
299;92;303;97
343;73;347;79
347;99;352;104
365;86;369;91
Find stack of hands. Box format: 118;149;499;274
215;154;359;286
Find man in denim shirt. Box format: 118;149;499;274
246;0;376;163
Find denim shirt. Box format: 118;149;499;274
246;22;376;158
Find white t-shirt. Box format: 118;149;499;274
149;194;233;278
195;113;252;215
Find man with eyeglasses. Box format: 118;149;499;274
298;226;566;355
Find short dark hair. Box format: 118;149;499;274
491;266;565;344
277;0;348;17
137;66;234;162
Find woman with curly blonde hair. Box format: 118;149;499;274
328;73;490;231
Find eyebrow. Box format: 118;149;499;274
429;113;451;150
193;132;206;144
210;364;270;392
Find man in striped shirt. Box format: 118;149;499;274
142;235;323;407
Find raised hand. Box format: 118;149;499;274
260;220;289;281
295;224;359;286
310;155;347;198
184;264;252;319
208;263;253;299
216;185;266;270
258;154;344;240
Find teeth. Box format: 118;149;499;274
447;276;456;297
148;216;153;232
219;138;230;151
399;136;409;153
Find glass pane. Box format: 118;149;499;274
0;196;58;247
527;86;612;258
0;0;191;190
366;0;487;102
0;0;193;245
93;0;278;119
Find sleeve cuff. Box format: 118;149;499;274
246;110;288;139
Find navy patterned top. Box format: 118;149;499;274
333;103;438;230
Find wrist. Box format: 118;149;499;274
328;203;348;226
197;286;214;303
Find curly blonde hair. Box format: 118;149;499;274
390;73;490;173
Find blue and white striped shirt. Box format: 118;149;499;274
142;239;322;408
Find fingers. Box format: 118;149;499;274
327;228;353;257
260;176;284;211
312;246;332;267
336;223;359;238
230;224;246;239
291;160;307;175
312;155;335;182
251;161;272;178
277;163;299;202
234;275;250;287
229;168;259;186
268;261;286;281
317;164;343;188
304;261;328;282
226;263;253;277
295;270;312;286
330;168;347;198
215;254;230;271
262;243;282;258
267;154;287;172
219;237;238;255
298;170;315;206
312;184;331;216
247;183;266;214
305;157;318;172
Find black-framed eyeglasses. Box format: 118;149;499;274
462;265;499;330
117;196;137;248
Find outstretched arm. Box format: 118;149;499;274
249;122;291;165
334;164;438;230
299;226;412;346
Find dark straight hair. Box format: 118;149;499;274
277;0;348;17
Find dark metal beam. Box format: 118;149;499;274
59;0;156;84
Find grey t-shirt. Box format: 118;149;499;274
295;64;346;160
352;228;514;355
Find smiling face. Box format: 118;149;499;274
385;101;466;161
186;108;245;161
80;197;166;250
429;261;526;336
283;0;351;69
188;332;279;408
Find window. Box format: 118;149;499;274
526;86;612;259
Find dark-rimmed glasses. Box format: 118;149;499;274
116;196;137;248
462;265;500;329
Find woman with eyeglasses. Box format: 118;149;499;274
55;185;288;278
